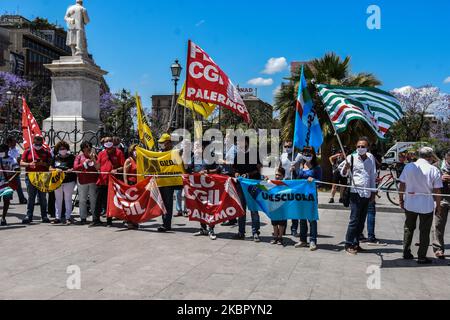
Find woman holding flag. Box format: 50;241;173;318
123;144;139;230
291;147;322;251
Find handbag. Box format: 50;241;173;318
342;155;354;208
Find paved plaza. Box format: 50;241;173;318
0;188;449;300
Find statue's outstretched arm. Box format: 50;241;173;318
64;9;74;25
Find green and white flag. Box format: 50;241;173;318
316;84;403;139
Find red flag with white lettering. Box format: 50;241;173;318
183;174;245;227
186;41;251;123
107;176;167;224
21;97;49;152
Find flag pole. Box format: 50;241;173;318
314;82;348;159
22;97;35;162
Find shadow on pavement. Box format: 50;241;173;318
380;258;449;269
0;225;27;231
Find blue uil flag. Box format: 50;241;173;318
238;178;319;221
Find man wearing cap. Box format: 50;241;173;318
399;147;443;264
157;133;179;232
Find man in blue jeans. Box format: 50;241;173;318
339;137;377;255
233;137;262;242
360;202;387;246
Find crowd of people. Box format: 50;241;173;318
0;134;448;264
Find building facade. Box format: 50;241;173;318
0;27;10;69
151;92;274;135
0;15;71;79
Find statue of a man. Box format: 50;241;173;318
65;0;90;57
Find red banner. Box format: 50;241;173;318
21;97;49;151
186;40;251;123
107;176;166;224
183;174;245;226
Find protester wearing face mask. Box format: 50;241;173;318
93;137;125;227
20;135;52;224
157;133;180;232
292;147;322;251
277;140;302;236
73;141;98;225
399;147;442;264
50;141;76;225
123;144;139;230
338;137;377;255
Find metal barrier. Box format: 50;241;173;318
1;119;140;153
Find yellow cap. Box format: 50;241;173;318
158;133;172;144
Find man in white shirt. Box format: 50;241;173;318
339;137;377;255
399;147;442;264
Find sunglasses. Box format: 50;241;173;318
356;146;367;149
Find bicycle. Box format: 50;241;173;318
376;164;401;206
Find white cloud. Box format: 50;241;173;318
262;57;288;74
195;20;205;27
272;85;281;96
444;76;450;84
247;77;274;86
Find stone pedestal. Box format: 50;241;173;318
43;56;108;142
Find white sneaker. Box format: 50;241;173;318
209;232;217;240
310;242;318;251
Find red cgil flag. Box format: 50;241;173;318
21;97;49;157
107;176;167;224
186;40;251;124
183;174;246;227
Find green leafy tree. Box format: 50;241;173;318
102;89;136;137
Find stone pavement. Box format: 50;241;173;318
0;191;449;300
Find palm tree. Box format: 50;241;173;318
274;52;382;183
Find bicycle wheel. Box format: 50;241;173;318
386;181;400;207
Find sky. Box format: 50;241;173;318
1;0;449;109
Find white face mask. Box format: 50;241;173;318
59;150;68;157
357;148;368;156
303;156;313;162
0;152;6;158
285;148;293;154
104;142;114;149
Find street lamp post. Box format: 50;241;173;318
169;59;182;130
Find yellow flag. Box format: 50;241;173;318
177;82;216;119
136;94;155;150
29;171;65;193
136;147;185;187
